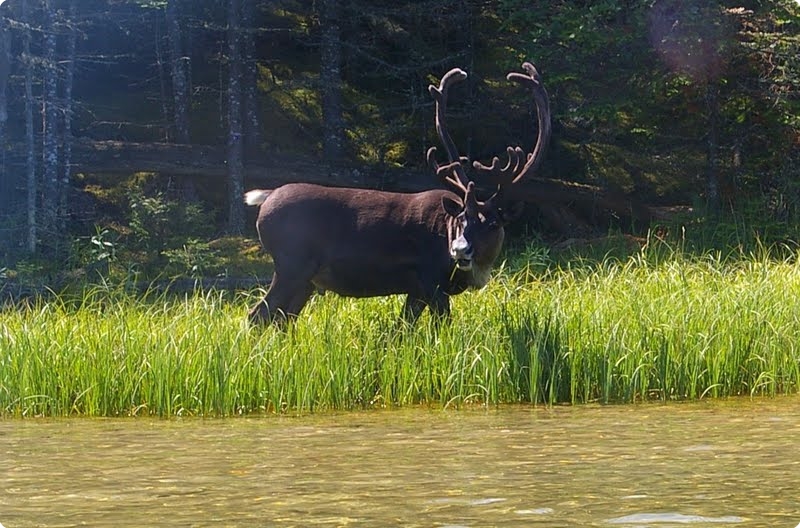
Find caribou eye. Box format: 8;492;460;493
483;214;499;228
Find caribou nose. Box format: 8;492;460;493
450;236;472;270
451;236;472;261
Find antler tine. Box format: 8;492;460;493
473;61;551;189
506;62;552;185
427;147;470;193
428;67;470;194
472;146;525;184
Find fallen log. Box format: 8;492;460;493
4;138;654;235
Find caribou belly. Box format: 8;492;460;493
311;259;424;298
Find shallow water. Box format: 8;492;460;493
1;399;799;527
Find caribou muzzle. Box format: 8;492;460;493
450;236;474;270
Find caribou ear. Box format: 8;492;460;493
498;201;525;225
441;195;464;217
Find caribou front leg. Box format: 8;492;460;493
400;289;451;327
429;290;451;320
401;295;427;325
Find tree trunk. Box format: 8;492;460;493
226;0;245;234
320;0;344;164
0;14;8;161
705;80;720;213
0;13;9;215
166;0;198;201
23;0;36;254
41;0;61;255
154;13;170;141
61;0;77;228
0;13;11;256
167;0;190;144
242;0;262;157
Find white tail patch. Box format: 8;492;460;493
243;189;272;206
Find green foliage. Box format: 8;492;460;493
68;226;120;281
162;239;225;279
3;245;800;417
88;227;117;264
122;183;217;277
7;260;47;283
127;189;174;248
6;0;800;268
496;0;800;206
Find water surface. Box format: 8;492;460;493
2;399;799;527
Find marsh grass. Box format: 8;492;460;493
2;245;800;417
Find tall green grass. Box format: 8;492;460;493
2;246;800;417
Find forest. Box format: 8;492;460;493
0;0;799;283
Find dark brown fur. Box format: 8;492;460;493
246;183;502;324
245;62;550;325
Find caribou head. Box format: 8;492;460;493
428;62;550;280
244;62;550;325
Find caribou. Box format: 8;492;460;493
244;62;551;325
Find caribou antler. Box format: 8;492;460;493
428;62;551;197
427;67;470;195
472;62;552;188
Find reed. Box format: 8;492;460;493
2;246;800;416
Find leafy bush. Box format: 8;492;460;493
162;239;225;278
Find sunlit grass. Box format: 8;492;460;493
2;244;800;417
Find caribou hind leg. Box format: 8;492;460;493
284;282;315;322
249;268;315;326
248;273;286;325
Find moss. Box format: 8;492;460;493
558;141;705;201
208;236;273;277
